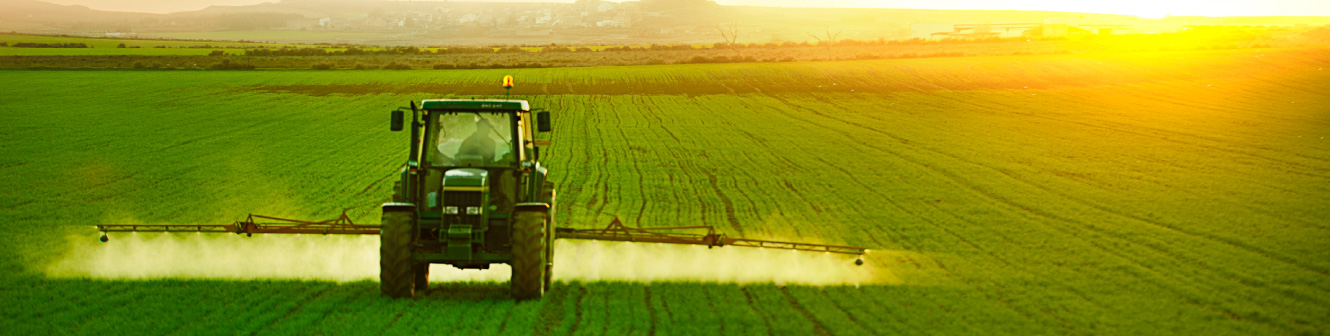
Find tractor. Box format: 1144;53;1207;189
381;98;556;299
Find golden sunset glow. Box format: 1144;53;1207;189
3;0;1330;333
37;0;1330;17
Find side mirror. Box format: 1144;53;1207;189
536;111;551;132
390;110;404;131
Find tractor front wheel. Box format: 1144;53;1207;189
380;211;415;298
510;211;548;300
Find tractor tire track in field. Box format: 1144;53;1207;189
699;97;796;238
743;95;953;265
893;96;1330;295
818;289;882;336
568;285;588;335
535;285;571;336
750;93;1268;326
702;285;728;335
376;304;412;336
933;166;1310;333
923;86;1330;180
635;96;685;227
494;302;519;334
780;287;832;336
871;127;1299;329
740;286;776;336
625;96;651;227
251;284;337;335
700;169;746;236
781;91;1330;290
927;85;1330;215
599;288;613;336
163;284;277;336
644;286;658;336
590;98;622;226
588;98;620;227
993;163;1330;280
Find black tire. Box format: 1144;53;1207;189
380;211;415;298
511;211;547;300
542;184;556;292
413;263;429;292
543;238;554;292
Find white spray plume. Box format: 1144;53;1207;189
47;232;897;285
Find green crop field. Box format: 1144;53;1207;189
146;31;388;43
0;34;324;56
1;47;1328;335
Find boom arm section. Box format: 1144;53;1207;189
96;211;380;238
96;214;867;258
553;219;867;255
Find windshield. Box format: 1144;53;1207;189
427;112;516;167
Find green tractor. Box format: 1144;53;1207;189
382;98;556;300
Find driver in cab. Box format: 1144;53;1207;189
432;119;503;166
457;119;497;164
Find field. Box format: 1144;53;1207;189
1;47;1328;335
0;33;325;56
4;27;1319;69
143;31;387;43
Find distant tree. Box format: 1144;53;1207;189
718;22;741;56
209;59;255;70
1304;26;1330;42
808;28;843;51
208;50;225;56
117;43;127;48
0;42;7;47
381;62;412;70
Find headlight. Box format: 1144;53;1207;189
444;206;459;214
466;206;482;215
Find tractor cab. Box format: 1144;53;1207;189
418;100;531;215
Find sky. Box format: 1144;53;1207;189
42;0;1330;17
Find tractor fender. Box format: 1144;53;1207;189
382;202;416;213
513;202;550;213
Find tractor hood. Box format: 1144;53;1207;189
443;168;488;190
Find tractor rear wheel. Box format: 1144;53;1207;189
380;211;415;298
510;211;547;300
413;263;429;292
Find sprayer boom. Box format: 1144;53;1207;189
96;211;380;238
96;214;866;257
554;218;866;255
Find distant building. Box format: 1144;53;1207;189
1042;24;1067;36
458;13;479;24
910;23;952;39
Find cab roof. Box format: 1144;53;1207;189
420;99;529;111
